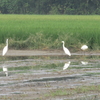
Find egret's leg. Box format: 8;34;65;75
2;56;8;76
84;51;85;56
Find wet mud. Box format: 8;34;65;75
0;50;100;100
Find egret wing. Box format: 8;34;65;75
2;46;8;56
64;47;71;56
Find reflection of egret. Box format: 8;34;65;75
81;61;88;65
81;45;88;55
2;65;8;76
2;39;8;56
63;61;71;70
2;39;8;76
62;41;71;56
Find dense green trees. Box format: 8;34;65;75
0;0;100;14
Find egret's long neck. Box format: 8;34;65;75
63;42;65;48
6;40;8;47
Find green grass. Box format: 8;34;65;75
0;14;100;50
5;63;63;72
44;85;100;99
84;72;100;76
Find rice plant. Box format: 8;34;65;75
0;14;100;50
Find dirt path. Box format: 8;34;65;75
0;50;100;56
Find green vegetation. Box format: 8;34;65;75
84;72;100;76
0;15;100;50
4;63;63;72
0;0;100;15
45;85;100;99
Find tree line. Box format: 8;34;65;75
0;0;100;14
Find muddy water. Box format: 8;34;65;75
0;55;100;100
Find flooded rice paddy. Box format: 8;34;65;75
0;51;100;100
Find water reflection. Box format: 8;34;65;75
81;61;88;65
0;55;99;77
63;61;71;70
2;65;8;76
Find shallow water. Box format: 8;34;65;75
0;55;100;100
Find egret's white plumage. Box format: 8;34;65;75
62;41;71;56
81;45;88;55
63;61;71;70
81;45;88;51
2;39;8;56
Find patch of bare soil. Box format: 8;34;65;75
0;49;100;56
0;67;100;100
0;50;100;100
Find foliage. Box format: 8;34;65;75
0;0;100;14
0;15;100;50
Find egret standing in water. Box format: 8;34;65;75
2;39;8;76
2;39;8;56
81;45;88;55
62;41;71;56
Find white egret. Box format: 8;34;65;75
2;39;8;56
62;41;71;56
2;65;8;76
81;45;88;55
81;45;88;51
63;61;71;70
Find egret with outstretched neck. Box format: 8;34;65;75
62;41;71;56
2;39;8;56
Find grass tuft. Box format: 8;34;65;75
0;15;100;50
